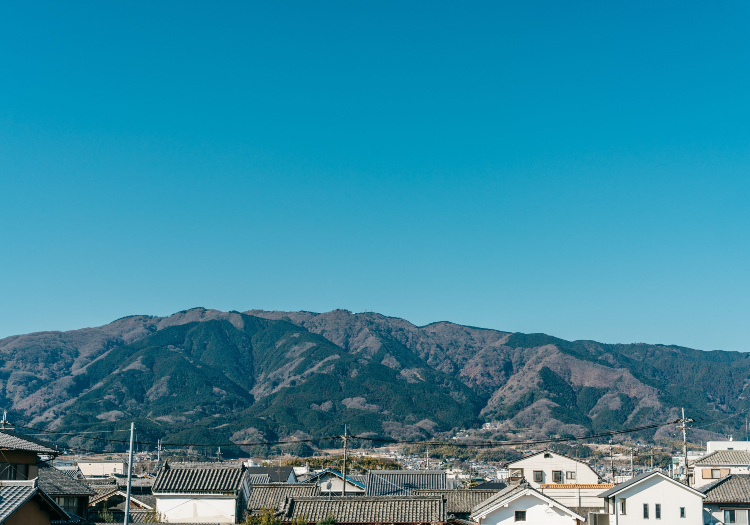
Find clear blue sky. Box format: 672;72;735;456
1;1;748;351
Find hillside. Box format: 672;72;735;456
1;308;747;453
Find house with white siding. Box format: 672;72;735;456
153;462;251;523
596;470;705;524
693;451;750;488
470;483;585;525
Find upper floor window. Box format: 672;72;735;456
643;503;649;519
680;507;685;518
533;471;543;483
620;498;627;515
552;470;563;483
0;463;29;480
655;503;661;519
566;471;576;480
514;510;526;522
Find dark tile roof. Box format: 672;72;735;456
472;481;507;490
365;470;446;496
0;481;69;522
38;464;96;496
0;430;59;454
152;462;246;494
247;483;319;512
281;496;446;524
414;490;500;514
245;467;297;483
700;474;750;503
695;450;750;465
248;474;272;484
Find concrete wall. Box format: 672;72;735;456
477;494;579;525
156;495;238;524
5;498;52;525
707;441;750;453
77;461;127;477
605;476;703;525
509;452;599;488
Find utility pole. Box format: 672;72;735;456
342;425;348;497
217;447;221;462
610;442;615;482
1;410;6;430
157;439;161;463
677;407;694;486
650;447;653;471
426;446;429;470
630;448;634;479
124;422;135;525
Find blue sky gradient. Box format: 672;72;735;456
1;1;748;350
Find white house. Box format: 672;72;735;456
507;449;608;509
470;483;585;525
700;474;750;525
693;451;750;488
153;462;250;523
597;470;705;524
507;450;601;487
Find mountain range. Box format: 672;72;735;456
1;308;747;454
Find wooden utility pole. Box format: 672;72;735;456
124;423;135;525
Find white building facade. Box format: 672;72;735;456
471;484;585;525
598;471;705;525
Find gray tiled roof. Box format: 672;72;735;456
0;482;69;523
38;464;96;496
153;462;246;494
245;467;296;483
0;431;58;454
365;470;446;496
247;483;319;512
700;474;750;503
695;450;750;465
414;489;500;514
248;474;272;484
281;496;446;524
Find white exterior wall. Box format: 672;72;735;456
538;487;605;508
605;476;703;525
476;494;580;525
707;441;750;453
314;476;365;494
156;495;237;524
77;461;127;477
703;504;750;524
694;465;750;488
509;452;599;488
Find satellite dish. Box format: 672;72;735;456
326;481;332;490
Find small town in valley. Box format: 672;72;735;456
1;413;747;525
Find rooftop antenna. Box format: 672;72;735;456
1;410;7;431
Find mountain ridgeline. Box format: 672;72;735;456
1;308;747;453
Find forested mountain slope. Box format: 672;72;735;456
1;307;746;450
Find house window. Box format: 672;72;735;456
552;470;563;483
533;471;543;483
712;469;722;478
0;463;29;480
680;507;685;518
725;510;736;524
620;498;627;515
566;471;576;480
655;504;661;519
514;510;526;522
643;503;649;519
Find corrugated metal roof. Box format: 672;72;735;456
695;450;750;465
701;474;750;503
247;483;319;512
282;496;446;524
152;462;246;494
414;489;500;514
38;464;96;496
0;431;58;454
365;470;446;496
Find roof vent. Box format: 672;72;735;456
544;453;552;458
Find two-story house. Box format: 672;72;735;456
693;451;750;488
